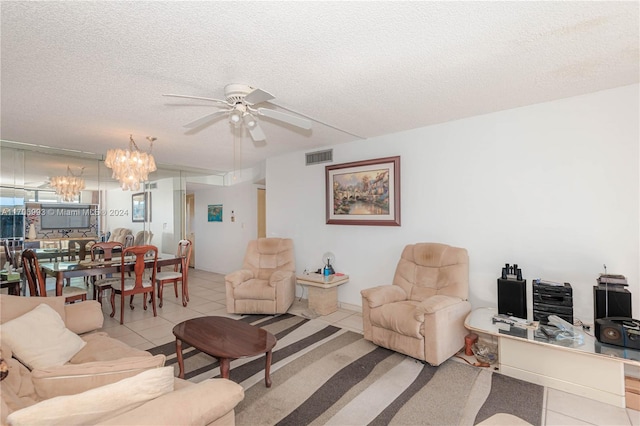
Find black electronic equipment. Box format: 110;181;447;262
498;279;527;319
593;285;632;320
532;280;573;325
595;317;640;350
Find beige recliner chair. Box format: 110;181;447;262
107;228;133;245
225;238;296;314
361;242;471;366
133;230;153;246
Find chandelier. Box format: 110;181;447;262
50;166;86;202
105;134;157;191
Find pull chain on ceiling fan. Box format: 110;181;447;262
163;84;313;144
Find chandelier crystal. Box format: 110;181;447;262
105;135;157;191
50;166;86;202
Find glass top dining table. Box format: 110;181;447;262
39;253;188;305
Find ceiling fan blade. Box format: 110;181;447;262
163;94;229;106
257;108;312;130
183;110;229;128
247;122;267;142
244;88;275;105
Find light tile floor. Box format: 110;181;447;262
61;269;640;425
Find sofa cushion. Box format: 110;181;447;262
1;304;86;370
70;332;152;364
97;378;245;426
63;301;104;335
0;295;66;324
32;355;166;400
0;351;38;425
6;366;174;426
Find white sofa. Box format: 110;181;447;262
0;295;244;425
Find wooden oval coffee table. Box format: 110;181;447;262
172;316;277;387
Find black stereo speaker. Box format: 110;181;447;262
498;278;527;319
595;317;640;350
593;286;632;320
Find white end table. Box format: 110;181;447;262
296;273;349;315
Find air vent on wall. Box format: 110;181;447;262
145;182;157;190
305;149;333;165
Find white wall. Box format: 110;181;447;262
193;180;262;272
266;84;639;324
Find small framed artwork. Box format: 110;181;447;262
326;156;401;226
208;204;223;222
132;192;151;223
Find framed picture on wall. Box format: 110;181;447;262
132;192;151;222
326;156;401;226
208;204;223;222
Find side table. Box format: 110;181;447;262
465;307;640;408
296;273;349;315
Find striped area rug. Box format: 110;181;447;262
149;313;543;426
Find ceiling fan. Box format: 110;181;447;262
163;84;312;143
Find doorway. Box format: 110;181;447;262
186;193;195;267
257;188;266;238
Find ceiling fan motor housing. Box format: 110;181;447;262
224;84;254;104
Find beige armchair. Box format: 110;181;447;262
133;230;153;246
361;242;471;366
225;238;296;314
107;228;133;245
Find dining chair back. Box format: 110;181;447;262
21;249;87;303
109;244;158;324
90;241;124;303
3;239;23;270
155;239;192;307
67;239;93;261
124;234;134;248
21;249;47;297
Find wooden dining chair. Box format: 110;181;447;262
3;239;24;294
124;234;134;248
155;239;192;307
90;241;124;304
21;249;87;303
110;245;158;325
67;239;93;262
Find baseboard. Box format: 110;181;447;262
339;301;361;313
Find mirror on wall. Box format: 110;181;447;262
1;144;221;254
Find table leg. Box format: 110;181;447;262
265;350;273;388
219;358;231;379
175;339;185;379
181;258;189;307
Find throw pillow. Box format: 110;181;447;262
6;366;175;426
1;304;86;370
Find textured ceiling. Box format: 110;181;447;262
1;1;638;175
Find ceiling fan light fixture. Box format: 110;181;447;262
229;110;242;125
243;113;257;129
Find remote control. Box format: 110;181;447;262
492;316;517;326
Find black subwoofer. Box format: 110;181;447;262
497;278;527;319
593;285;632;320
